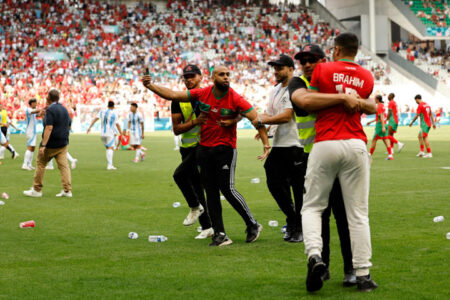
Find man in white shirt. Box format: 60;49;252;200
127;102;145;163
252;54;304;242
87;101;122;170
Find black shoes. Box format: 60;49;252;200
289;230;303;243
343;270;357;287
246;223;262;243
306;255;327;292
283;228;293;241
322;268;331;281
209;232;232;247
357;274;378;292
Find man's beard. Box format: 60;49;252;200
215;82;229;91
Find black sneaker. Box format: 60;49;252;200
343;270;357;287
283;227;293;241
357;274;378;292
322;268;330;281
306;255;327;292
289;230;303;243
245;223;262;243
209;232;232;247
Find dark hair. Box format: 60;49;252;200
131;103;138;108
335;32;359;56
28;98;37;105
388;93;395;100
108;101;115;108
414;94;422;100
48;89;60;102
376;95;382;101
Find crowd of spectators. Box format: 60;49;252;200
392;40;450;84
0;0;441;126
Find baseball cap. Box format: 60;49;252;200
294;44;326;60
268;54;295;68
183;65;202;76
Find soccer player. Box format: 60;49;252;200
142;65;270;246
0;103;19;159
254;54;303;242
409;94;435;158
171;64;213;239
22;99;41;170
87;101;122;170
128;103;145;163
386;93;404;153
369;95;393;160
290;44;356;287
291;33;378;292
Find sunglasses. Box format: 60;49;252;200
299;56;319;65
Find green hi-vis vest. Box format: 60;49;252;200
295;75;317;153
180;102;200;148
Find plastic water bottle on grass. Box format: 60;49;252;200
148;235;168;242
433;216;444;223
268;220;278;227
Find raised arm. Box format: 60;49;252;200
142;75;190;102
243;109;270;160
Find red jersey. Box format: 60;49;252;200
188;86;253;148
436;109;441;117
310;59;374;143
376;103;385;123
388;100;398;123
417;101;432;127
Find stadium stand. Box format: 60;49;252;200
0;0;448;125
403;0;450;36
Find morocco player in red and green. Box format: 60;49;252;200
369;95;393;160
142;65;270;246
386;93;404;153
409;94;435;158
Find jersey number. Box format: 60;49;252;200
335;84;358;95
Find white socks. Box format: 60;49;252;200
8;144;16;153
106;149;114;166
174;135;179;148
47;159;54;168
135;148;142;160
24;150;34;167
66;152;75;163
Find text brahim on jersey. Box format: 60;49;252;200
332;73;364;88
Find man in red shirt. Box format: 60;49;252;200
291;32;378;292
386;93;404;153
142;65;270;246
409;94;435;158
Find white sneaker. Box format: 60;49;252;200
23;188;42;198
71;159;77;169
22;165;32;171
56;190;72;197
12;152;19;159
423;153;433;158
107;165;117;170
397;142;404;153
46;165;54;170
174;147;179;151
29;165;35;170
195;228;214;239
416;151;425;157
183;204;205;226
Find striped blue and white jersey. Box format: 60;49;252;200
98;109;118;137
128;112;143;135
25;107;37;136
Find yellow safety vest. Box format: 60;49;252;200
180;102;200;148
295;75;316;153
0;110;7;127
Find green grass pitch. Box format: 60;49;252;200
0;127;449;299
